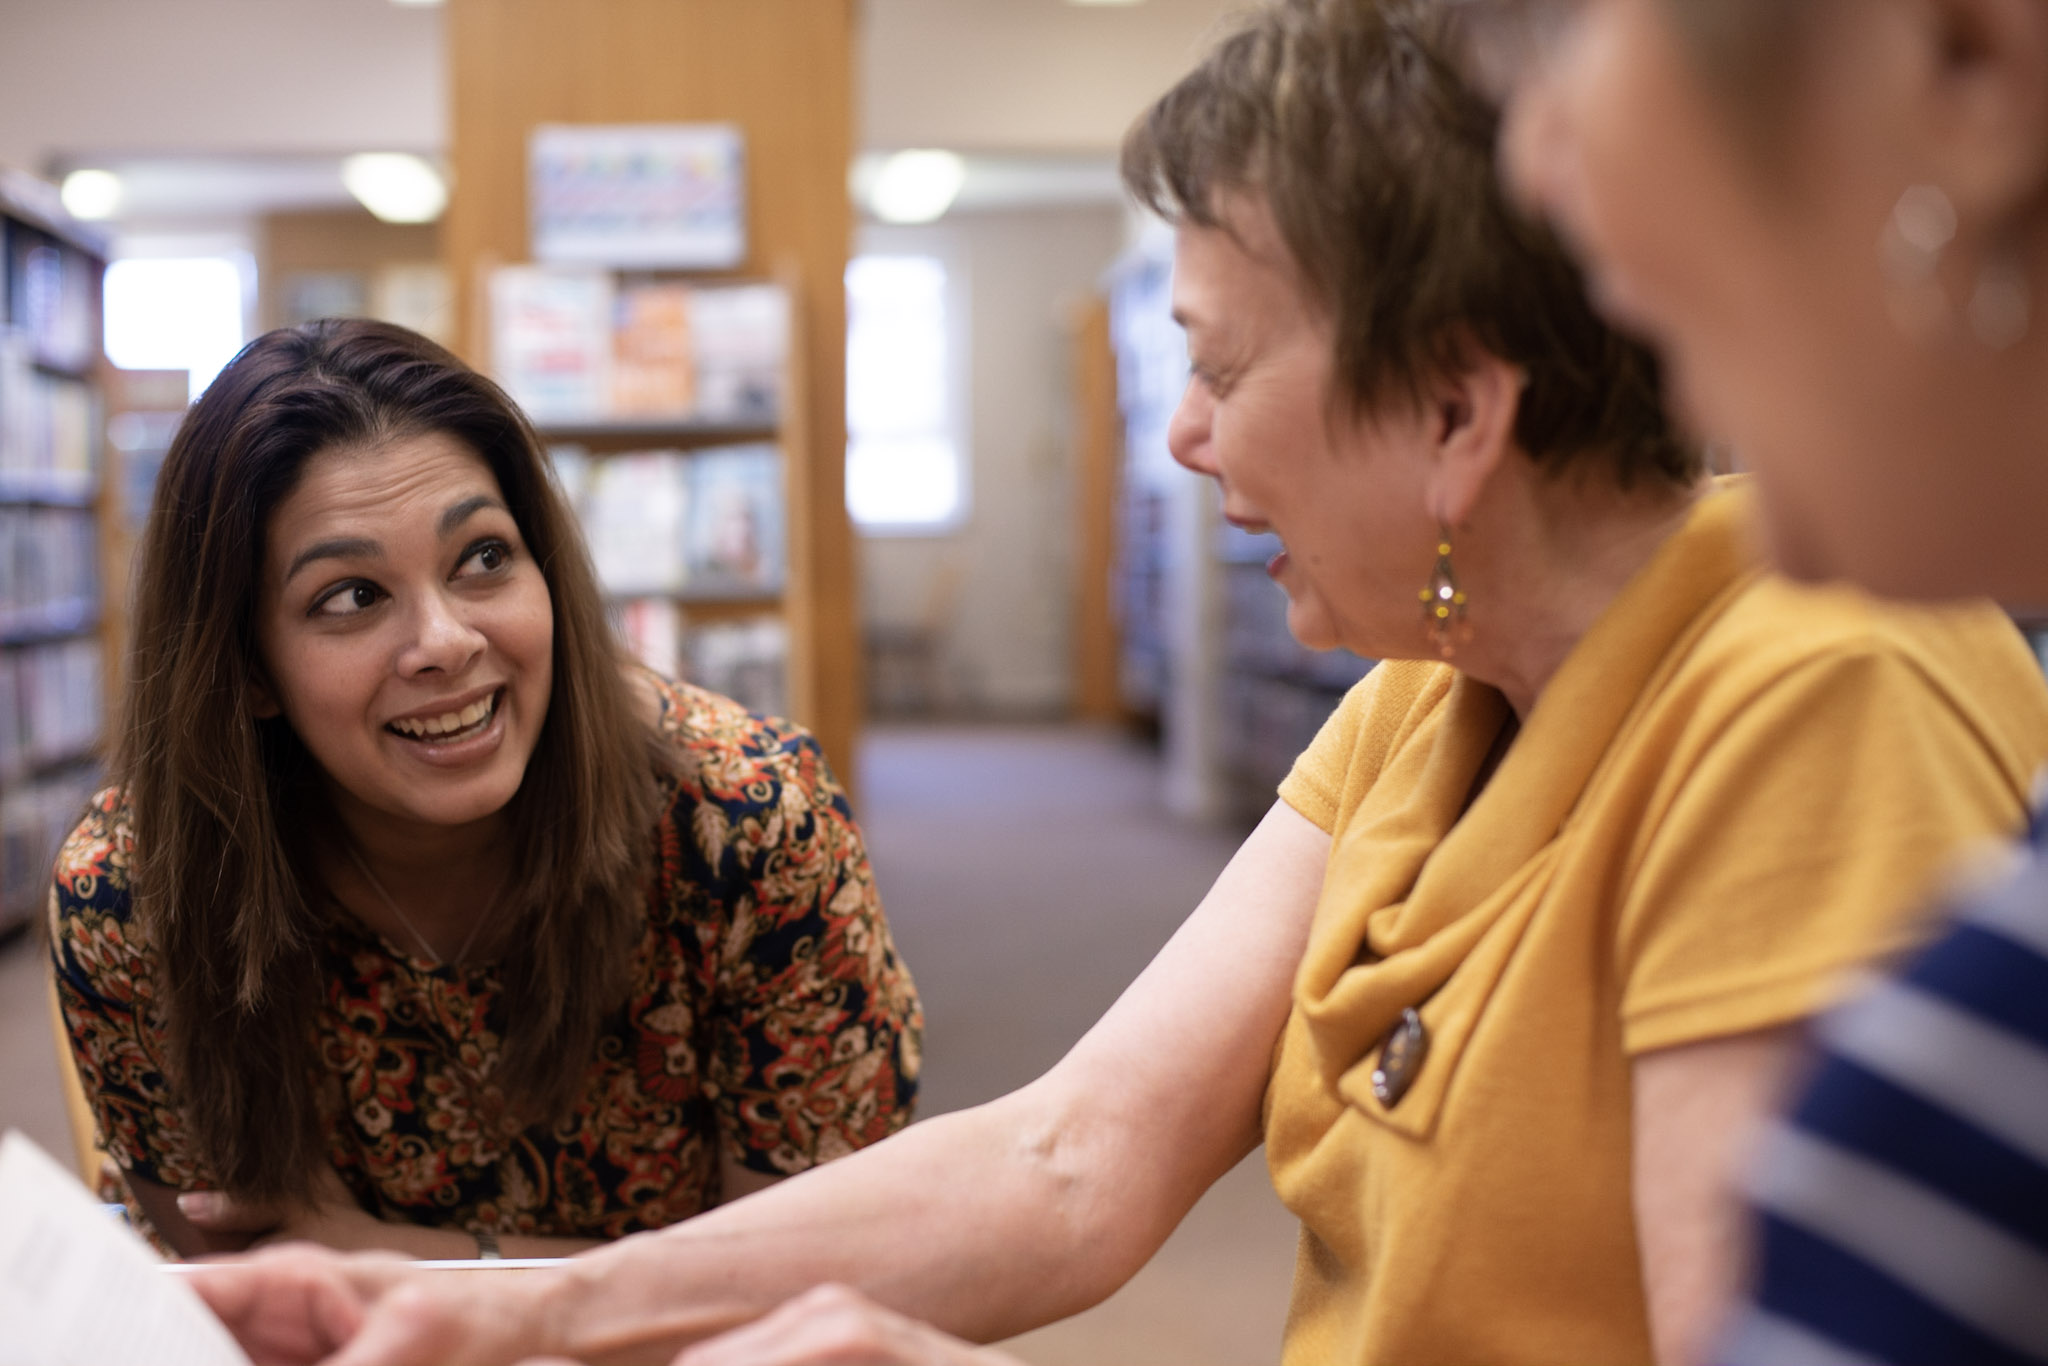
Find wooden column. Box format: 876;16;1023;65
442;0;863;786
1071;294;1123;721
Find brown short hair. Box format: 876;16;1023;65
118;318;668;1205
1122;0;1698;487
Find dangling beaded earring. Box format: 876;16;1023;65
1419;529;1470;661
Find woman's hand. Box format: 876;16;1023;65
185;1246;400;1366
178;1165;602;1261
671;1286;1026;1366
188;1251;563;1366
180;1165;392;1251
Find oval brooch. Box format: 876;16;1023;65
1370;1006;1430;1109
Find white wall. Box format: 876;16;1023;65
860;0;1237;152
860;204;1126;716
0;0;444;172
0;0;1238;175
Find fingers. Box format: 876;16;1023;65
184;1248;368;1366
180;1189;287;1236
323;1276;552;1366
672;1285;1017;1366
321;1281;473;1366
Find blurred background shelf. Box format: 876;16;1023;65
0;193;109;938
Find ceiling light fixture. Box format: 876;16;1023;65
60;169;122;221
868;150;966;225
342;153;448;223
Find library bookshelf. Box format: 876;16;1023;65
443;0;861;790
531;337;809;727
0;174;111;938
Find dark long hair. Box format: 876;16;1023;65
117;318;668;1205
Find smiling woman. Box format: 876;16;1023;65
45;319;922;1261
252;431;557;846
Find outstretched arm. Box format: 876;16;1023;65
195;800;1329;1366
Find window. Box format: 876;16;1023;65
845;255;962;530
104;256;247;402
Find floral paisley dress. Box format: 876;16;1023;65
48;677;922;1253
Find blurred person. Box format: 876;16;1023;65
49;318;920;1261
1485;0;2048;1362
181;4;2048;1364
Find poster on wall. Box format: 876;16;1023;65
530;123;747;269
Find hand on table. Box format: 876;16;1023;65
180;1166;393;1252
669;1285;1027;1366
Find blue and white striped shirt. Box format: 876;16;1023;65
1722;814;2048;1366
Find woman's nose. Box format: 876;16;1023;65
398;590;487;676
1167;376;1220;476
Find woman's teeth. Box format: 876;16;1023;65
389;694;496;740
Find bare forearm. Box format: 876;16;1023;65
538;1086;1188;1365
526;805;1328;1366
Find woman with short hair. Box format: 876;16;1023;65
51;318;921;1260
185;4;2048;1363
1488;1;2048;1361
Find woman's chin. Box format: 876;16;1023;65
1283;600;1345;655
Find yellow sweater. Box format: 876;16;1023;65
1268;484;2048;1365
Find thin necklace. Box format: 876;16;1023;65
342;841;494;970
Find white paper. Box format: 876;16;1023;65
0;1131;250;1366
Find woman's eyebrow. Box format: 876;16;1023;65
285;536;380;583
440;494;508;536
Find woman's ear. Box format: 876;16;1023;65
248;672;281;721
1423;348;1526;529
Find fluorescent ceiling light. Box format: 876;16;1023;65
60;169;122;220
342;153;448;223
390;0;444;6
1068;0;1146;6
868;150;966;225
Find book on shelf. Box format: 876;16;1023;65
0;506;99;631
683;616;788;720
490;267;786;428
0;764;100;929
611;600;789;719
0;637;103;804
580;450;691;595
5;220;101;373
612;603;790;719
0;330;98;498
488;266;616;424
610;280;695;417
685;443;783;595
614;596;683;677
685;282;786;426
552;443;785;599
